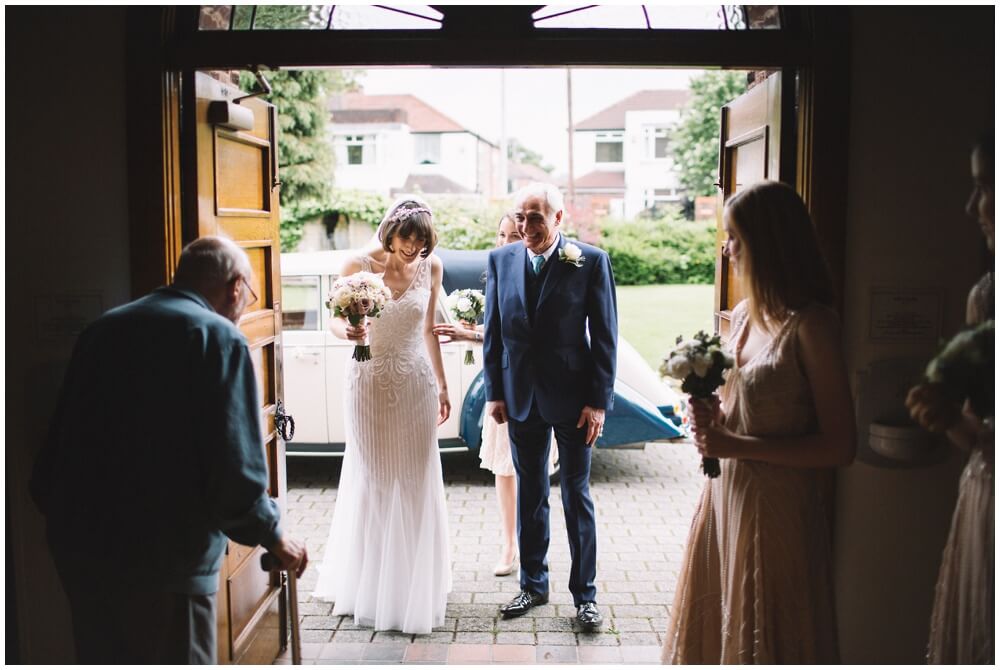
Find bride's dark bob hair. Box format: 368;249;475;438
380;199;438;258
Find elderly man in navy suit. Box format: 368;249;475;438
483;182;618;631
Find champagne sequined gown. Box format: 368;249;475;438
662;301;840;664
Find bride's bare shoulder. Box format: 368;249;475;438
427;253;444;276
340;256;366;276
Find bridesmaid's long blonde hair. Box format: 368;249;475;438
725;181;834;330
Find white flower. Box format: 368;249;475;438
668;356;692;379
558;243;585;267
456;296;473;313
691;356;711;378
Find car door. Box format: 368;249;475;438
280;272;328;446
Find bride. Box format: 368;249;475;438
313;199;452;634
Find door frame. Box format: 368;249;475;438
127;6;849;305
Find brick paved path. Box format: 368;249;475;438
277;441;703;664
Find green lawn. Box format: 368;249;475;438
616;284;716;370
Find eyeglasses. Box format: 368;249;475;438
241;276;259;307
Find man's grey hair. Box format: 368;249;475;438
173;236;252;289
513;182;565;216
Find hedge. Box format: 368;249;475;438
599;216;716;286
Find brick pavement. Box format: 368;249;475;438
277;440;704;665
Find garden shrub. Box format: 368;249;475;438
599;215;716;285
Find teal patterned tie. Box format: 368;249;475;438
531;254;544;275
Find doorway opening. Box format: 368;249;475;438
229;61;776;652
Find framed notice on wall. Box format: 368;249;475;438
868;287;943;343
35;292;104;340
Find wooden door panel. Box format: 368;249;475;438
227;555;275;641
216;133;270;213
715;73;783;339
193;71;287;666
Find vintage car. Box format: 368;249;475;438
279;248;685;457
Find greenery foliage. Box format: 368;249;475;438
305;188;506;251
671;71;747;197
239;67;358;250
233;4;330;29
600;213;716;286
425;197;508;250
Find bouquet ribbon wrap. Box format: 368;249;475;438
348;314;371;362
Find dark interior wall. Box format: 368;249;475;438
6;6;131;662
836;6;994;663
4;6;994;664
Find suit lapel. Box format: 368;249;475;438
509;243;529;317
536;234;570;312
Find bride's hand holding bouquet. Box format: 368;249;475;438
326;272;392;362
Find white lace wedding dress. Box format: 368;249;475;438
313;255;451;634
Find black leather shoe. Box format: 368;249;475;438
499;590;549;619
576;602;603;632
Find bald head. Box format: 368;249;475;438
173;236;254;323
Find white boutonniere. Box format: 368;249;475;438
558;243;585;268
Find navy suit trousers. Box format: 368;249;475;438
507;401;597;606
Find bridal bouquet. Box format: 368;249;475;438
326;272;392;362
924;319;994;419
445;288;486;364
660;330;735;478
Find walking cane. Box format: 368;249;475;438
261;552;302;665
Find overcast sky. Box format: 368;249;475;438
353;67;710;175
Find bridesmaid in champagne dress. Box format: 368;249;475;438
907;133;993;664
662;181;857;664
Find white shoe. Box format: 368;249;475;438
494;552;519;576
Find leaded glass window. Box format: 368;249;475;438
197;5;443;31
530;5;781;30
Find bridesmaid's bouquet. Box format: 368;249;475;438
326;272;392;362
445;288;485;364
660;330;735;478
924;319;994;419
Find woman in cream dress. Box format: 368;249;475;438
433;214;557;577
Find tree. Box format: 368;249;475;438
508;138;554;173
670;71;747;198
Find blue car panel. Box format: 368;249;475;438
460;370;684;450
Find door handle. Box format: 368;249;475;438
275;399;295;442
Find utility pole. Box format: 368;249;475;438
499;69;508;196
566;68;575;215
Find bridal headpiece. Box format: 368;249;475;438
385;206;432;225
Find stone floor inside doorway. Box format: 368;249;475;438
276;440;703;664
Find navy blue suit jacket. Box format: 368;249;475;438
483;234;618;424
